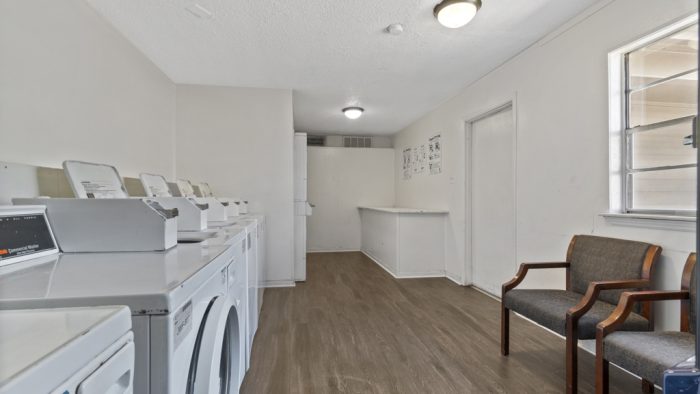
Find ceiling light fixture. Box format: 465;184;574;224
434;0;481;29
342;107;364;120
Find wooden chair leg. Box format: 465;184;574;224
501;304;510;356
566;317;578;394
595;332;609;394
595;356;609;394
641;379;654;394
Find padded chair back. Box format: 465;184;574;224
569;235;655;307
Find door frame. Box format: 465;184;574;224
463;95;518;290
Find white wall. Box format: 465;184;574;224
393;0;697;330
0;1;297;287
0;0;176;178
175;85;295;287
307;147;395;252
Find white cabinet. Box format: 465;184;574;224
359;207;447;278
293;132;310;282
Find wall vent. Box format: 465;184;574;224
343;136;372;148
307;135;326;146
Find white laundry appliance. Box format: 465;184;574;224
139;172;212;236
244;214;266;311
193;184;266;320
239;219;258;367
225;216;265;368
14;161;179;252
0;306;134;394
293;132;313;282
195;182;248;215
214;228;248;385
139;172;257;372
191;194;264;370
177;179;240;220
0;205;247;394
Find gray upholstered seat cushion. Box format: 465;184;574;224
503;289;649;339
605;331;694;388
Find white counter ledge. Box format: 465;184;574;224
358;207;447;279
358;206;449;214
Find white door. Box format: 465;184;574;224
470;105;516;296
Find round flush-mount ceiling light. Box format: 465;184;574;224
434;0;481;29
342;107;364;120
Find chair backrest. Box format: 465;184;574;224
568;235;659;307
681;253;697;334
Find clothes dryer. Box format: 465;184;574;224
0;206;246;394
0;306;133;394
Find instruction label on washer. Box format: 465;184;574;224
80;180;123;198
173;301;192;348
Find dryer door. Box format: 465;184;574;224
188;294;241;394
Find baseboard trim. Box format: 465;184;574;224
262;280;296;288
361;251;399;279
471;285;501;301
445;271;464;285
395;271;446;279
360;251;451;280
307;249;361;253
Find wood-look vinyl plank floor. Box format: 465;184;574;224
241;252;647;393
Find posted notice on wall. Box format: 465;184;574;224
402;148;412;180
429;134;442;175
413;144;427;174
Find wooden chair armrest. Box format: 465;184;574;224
567;279;651;319
502;262;570;295
596;290;690;337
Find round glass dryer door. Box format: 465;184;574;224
186;294;240;393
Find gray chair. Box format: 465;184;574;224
501;235;661;394
595;253;696;394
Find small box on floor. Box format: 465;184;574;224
664;356;700;393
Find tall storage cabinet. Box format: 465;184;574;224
294;133;312;282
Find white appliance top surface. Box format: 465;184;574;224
0;241;232;314
0;306;130;388
358;206;449;214
232;218;257;230
241;213;264;221
208;226;246;246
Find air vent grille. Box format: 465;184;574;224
343;136;372;148
307;135;326;146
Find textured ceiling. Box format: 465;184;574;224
85;0;600;135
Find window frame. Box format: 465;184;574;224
610;15;698;219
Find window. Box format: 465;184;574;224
620;22;698;217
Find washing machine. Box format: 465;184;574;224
0;205;246;394
204;224;252;371
241;214;266;312
231;218;258;368
0;306;134;394
223;233;248;388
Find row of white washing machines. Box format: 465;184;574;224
0;160;267;394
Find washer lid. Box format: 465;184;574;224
0;306;131;391
0;243;232;314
